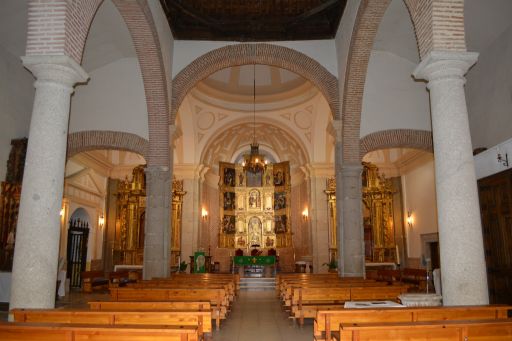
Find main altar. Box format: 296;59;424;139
217;160;292;251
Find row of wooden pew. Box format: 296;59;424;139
314;305;512;340
277;273;409;326
277;273;512;340
0;273;240;341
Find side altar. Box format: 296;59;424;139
233;255;276;277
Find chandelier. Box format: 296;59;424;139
242;62;268;173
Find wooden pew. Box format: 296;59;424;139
338;319;512;341
291;285;408;326
88;300;211;312
81;270;109;293
134;279;235;302
0;322;199;341
109;287;228;330
314;305;512;341
11;308;211;340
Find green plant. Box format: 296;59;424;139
322;259;337;270
179;261;188;272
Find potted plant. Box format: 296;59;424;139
179;261;188;273
323;259;338;273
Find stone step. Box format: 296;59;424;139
239;277;276;291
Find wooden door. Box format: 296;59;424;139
478;168;512;304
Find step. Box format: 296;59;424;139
239;277;276;291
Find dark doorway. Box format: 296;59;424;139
429;241;440;270
66;217;90;288
478;168;512;304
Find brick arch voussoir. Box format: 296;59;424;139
112;0;169;167
360;129;433;159
171;43;339;123
342;0;391;163
67;131;149;159
65;0;104;64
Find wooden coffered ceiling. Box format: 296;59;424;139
159;0;347;41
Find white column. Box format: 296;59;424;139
10;56;88;309
414;51;488;305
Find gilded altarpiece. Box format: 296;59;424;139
325;162;397;263
218;161;292;250
113;165;185;266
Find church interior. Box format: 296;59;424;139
0;0;511;339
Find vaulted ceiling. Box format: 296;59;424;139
159;0;347;41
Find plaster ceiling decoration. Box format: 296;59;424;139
196;111;216;130
202;122;308;172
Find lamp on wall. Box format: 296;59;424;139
98;214;105;228
201;207;208;221
302;208;309;221
406;211;413;229
497;152;509;167
241;59;268;173
60;207;65;217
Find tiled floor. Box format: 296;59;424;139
1;290;314;341
212;291;313;341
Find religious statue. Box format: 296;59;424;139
248;216;261;246
248;190;260;209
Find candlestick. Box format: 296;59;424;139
395;244;400;265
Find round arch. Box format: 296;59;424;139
67;130;149;159
171;43;339;123
360;129;433;159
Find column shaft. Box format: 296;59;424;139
340;164;365;277
10;56;88;309
143;166;171;279
414;51;488;305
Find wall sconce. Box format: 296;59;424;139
98;214;105;228
302;208;309;221
497;153;509;167
60;207;65;217
406;211;413;229
201;208;208;221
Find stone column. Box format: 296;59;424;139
340;163;365;278
413;51;488;305
144;166;171;279
332;120;344;276
10;56;88;309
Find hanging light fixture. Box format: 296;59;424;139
242;59;268;173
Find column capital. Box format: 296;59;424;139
22;55;89;87
413;51;478;84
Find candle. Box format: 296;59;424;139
395;244;400;265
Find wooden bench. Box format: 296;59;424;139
337;319;512;341
109;287;228;330
314;305;512;341
134;279;235;302
0;322;199;341
81;270;109;293
88;300;211;312
291;285;408;326
402;268;427;290
11;308;211;340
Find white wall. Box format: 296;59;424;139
172;40;338;78
361;51;431;137
466;23;512;150
69;58;149;139
401;156;438;258
0;46;34;181
474;137;512;180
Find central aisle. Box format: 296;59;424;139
212;290;312;341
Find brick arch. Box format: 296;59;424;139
67;131;149;159
112;0;169;167
403;0;466;60
360;129;433;159
341;0;392;163
26;0;169;167
171;43;339;123
342;0;467;163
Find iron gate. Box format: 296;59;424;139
66;219;89;288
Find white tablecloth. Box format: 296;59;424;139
344;300;404;308
0;272;12;302
114;264;143;272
